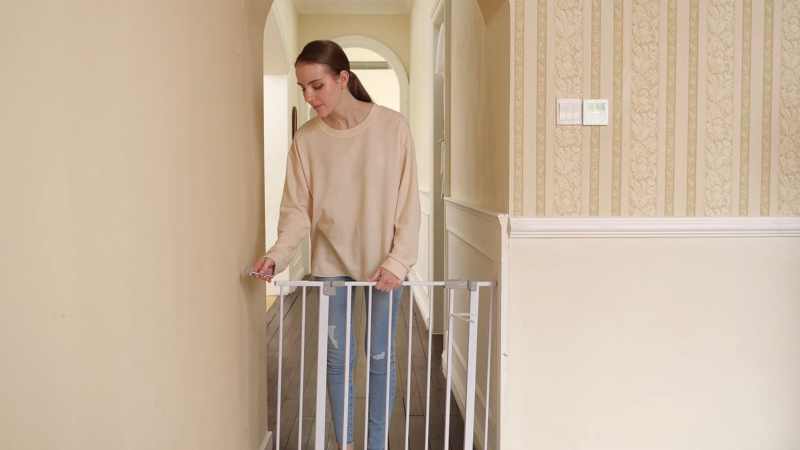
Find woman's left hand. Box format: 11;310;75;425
367;267;402;292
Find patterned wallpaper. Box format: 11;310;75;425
514;0;800;217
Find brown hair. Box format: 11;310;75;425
295;40;373;104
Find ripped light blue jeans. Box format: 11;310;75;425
317;276;402;450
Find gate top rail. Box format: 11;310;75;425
273;280;496;288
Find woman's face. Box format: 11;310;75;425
296;63;347;118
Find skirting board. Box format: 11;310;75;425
260;431;273;450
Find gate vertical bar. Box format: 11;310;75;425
384;290;393;450
315;286;330;450
443;288;455;450
342;286;352;446
484;286;494;449
403;288;414;450
277;286;285;450
423;289;434;450
298;287;307;449
363;287;373;449
463;286;480;450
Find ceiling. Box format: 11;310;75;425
291;0;413;15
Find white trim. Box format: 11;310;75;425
332;35;410;119
419;189;431;215
431;0;445;25
297;4;409;15
509;217;800;238
260;431;273;450
267;3;291;71
444;197;504;223
497;214;509;450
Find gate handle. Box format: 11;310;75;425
246;266;274;279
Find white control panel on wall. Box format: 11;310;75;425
556;99;582;125
582;99;609;126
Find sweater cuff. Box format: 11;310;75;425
380;256;408;281
264;250;288;275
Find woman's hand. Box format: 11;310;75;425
367;267;402;292
252;257;276;283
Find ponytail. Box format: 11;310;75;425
346;70;373;103
296;40;373;104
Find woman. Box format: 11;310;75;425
251;40;420;450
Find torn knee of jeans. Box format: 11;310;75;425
371;351;386;360
328;325;338;348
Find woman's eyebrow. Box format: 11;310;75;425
297;79;322;86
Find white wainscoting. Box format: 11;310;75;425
503;217;800;450
410;190;433;321
443;197;507;450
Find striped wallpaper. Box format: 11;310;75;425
514;0;800;217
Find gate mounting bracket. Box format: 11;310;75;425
444;279;478;291
322;281;346;296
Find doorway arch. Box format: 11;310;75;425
333;35;409;119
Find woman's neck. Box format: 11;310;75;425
322;92;373;130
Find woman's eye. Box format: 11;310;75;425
313;85;322;90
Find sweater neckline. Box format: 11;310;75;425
315;103;380;138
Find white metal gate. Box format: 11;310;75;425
267;278;495;450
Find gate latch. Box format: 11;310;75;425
444;279;478;291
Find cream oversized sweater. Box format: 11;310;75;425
264;104;420;281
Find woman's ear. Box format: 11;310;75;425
338;70;349;87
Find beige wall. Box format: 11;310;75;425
410;0;436;192
298;14;410;72
513;0;800;217
506;235;800;448
450;0;511;213
0;1;272;448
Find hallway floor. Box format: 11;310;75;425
266;284;470;450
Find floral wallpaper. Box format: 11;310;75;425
516;0;800;217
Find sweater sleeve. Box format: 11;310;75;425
264;142;312;275
380;135;421;281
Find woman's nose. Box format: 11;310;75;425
304;91;314;103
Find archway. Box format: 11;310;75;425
303;35;409;121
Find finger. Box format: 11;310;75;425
367;269;381;282
255;258;266;272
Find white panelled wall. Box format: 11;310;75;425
443;198;508;450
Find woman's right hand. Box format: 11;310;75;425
252;257;276;283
